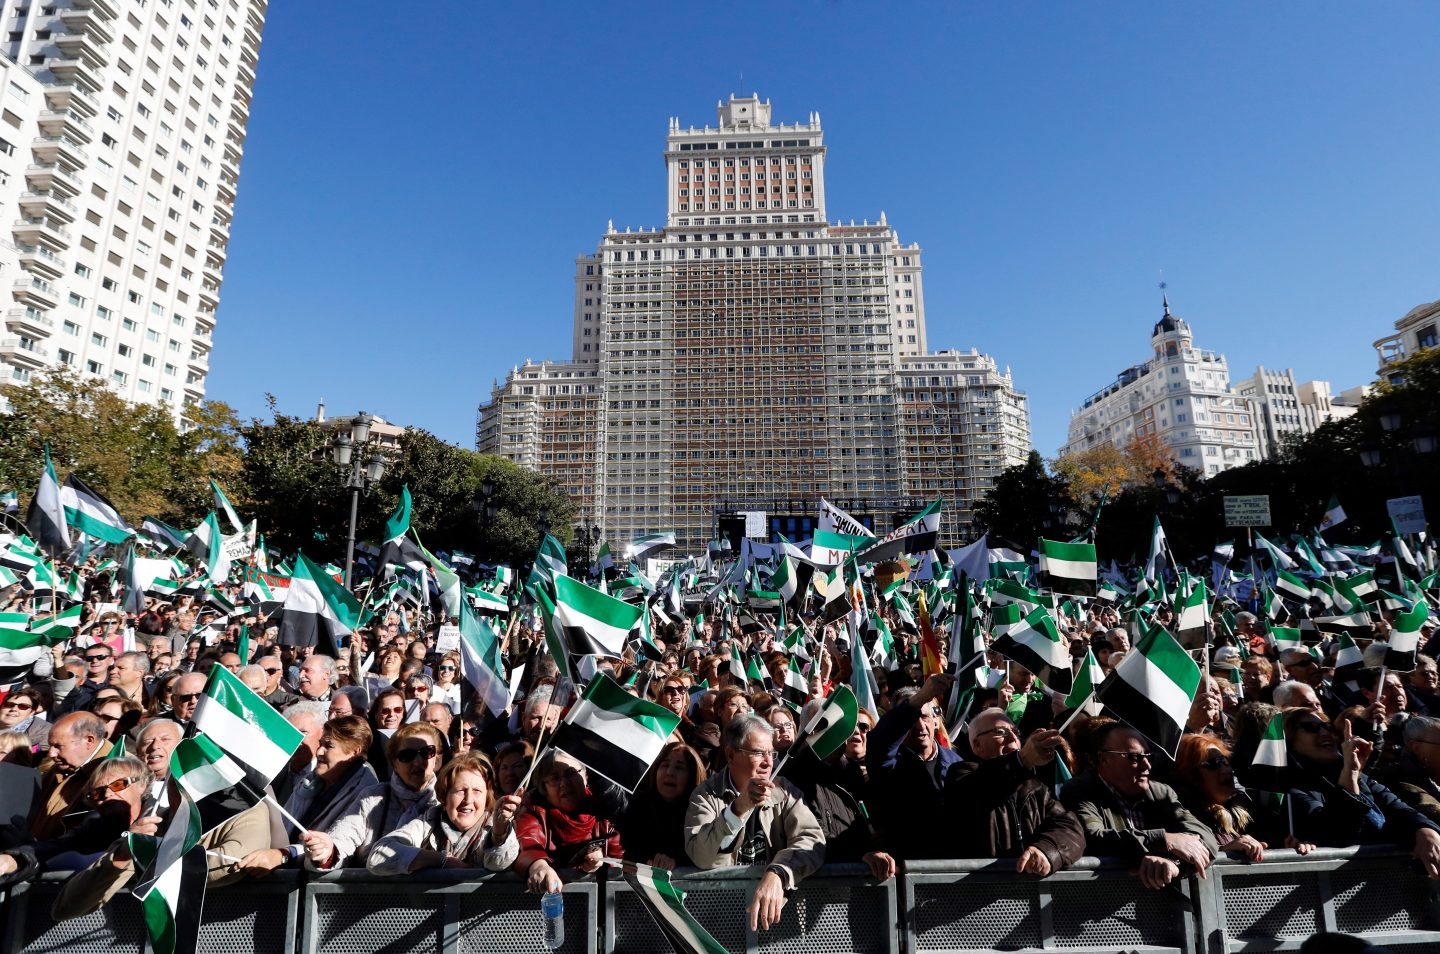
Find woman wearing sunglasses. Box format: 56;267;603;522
304;722;444;870
1172;734;1312;862
368;752;522;874
431;653;462;714
1282;708;1440;876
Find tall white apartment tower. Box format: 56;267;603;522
0;0;265;415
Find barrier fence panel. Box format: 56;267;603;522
901;857;1203;954
602;863;899;954
9;856;1440;954
299;870;599;954
2;871;301;954
1208;847;1440;953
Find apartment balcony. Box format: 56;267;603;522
0;338;50;368
53;31;109;70
12;277;61;310
207;239;227;262
231;97;250;122
209;218;231;242
69;0;120;20
13;217;72;251
183;377;206;399
16;243;66;280
42;83;97;118
198;284;220;309
58;7;115;43
6;307;55;337
37;108;94;145
31;136;89;169
46;58;101;93
187;351;209;372
19;191;78;225
24;162;82;198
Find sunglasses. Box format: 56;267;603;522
438;666;456;672
461;727;480;737
380;706;405;715
1;699;33;711
174;692;202;705
661;686;687;695
1200;756;1231;770
1296;720;1329;734
262;667;281;675
395;745;438;764
85;654;112;663
853;723;873;735
1102;750;1153;765
87;776;136;804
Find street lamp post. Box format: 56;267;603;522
472;476;497;562
327;412;387;590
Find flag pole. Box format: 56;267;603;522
262;792;308;836
1056;695;1094;735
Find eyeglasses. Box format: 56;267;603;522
770;722;795;732
262;667;281;675
394;745;438;765
85;654;112;663
543;768;584;787
87;776;136;804
737;746;775;761
976;725;1019;740
920;707;943;719
1;699;33;712
407;685;429;693
379;706;405;715
1295;719;1329;735
1102;750;1153;765
174;692;202;705
1199;755;1231;770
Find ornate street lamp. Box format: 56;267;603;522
325;411;387;589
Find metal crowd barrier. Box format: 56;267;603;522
4;850;1439;954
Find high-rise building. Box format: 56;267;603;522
1063;300;1261;475
1232;367;1354;458
478;95;1030;551
0;0;265;416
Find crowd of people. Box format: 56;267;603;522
2;549;1439;936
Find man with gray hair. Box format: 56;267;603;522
685;712;825;931
1382;716;1440;825
296;654;336;703
1272;680;1323;713
111;651;150;703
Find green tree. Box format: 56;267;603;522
0;368;242;527
974;450;1078;550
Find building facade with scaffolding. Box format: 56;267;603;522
478;95;1030;552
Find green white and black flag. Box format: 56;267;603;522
25;445;68;554
129;795;207;954
1095;622;1201;759
553;573;642;660
60;473;133;545
458;596;510;716
857;499;943;564
620;862;728;954
989;605;1072;693
277;552;360;654
1038;538;1097;598
550;673;681;792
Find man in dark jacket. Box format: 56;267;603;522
1061;723;1218;890
943;708;1084;876
865;673;959;860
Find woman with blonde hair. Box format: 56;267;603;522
368;752;522;874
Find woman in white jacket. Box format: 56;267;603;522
368;752;523;874
304;722;444;869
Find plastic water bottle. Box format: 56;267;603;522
541;890;564;949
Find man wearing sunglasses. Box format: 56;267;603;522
0;755;149;883
1062;723;1217;890
56;647;115;717
258;652;299;709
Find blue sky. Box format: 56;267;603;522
209;2;1440;458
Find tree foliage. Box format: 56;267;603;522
1053;434;1179;509
0;368;243;527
